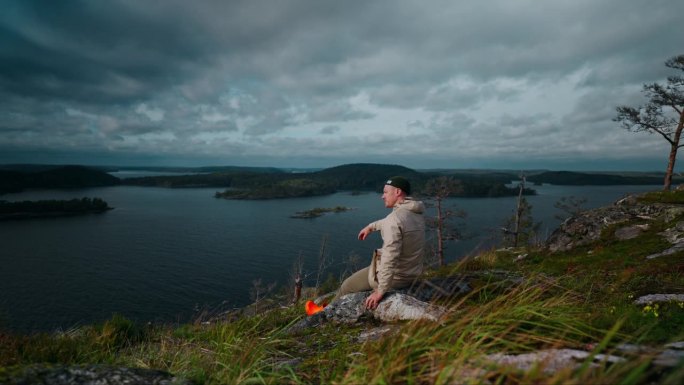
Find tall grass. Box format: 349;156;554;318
1;282;680;384
116;309;307;384
336;276;598;384
2;272;682;384
336;272;684;384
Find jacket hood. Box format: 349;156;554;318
395;198;425;214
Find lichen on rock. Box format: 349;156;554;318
546;195;684;252
0;365;192;385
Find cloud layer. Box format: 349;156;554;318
1;0;682;169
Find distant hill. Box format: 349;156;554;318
0;166;120;194
214;163;427;200
209;163;529;199
111;165;283;174
527;171;666;185
313;163;425;191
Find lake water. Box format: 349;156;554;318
0;180;658;333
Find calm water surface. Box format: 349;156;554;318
0;182;657;332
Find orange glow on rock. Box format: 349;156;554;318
305;300;325;316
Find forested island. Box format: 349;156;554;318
0;197;112;220
214;178;337;199
290;206;353;219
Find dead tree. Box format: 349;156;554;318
502;173;540;248
421;176;466;266
513;174;526;247
290;252;304;304
314;235;331;296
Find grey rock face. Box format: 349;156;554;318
645;222;684;259
657;222;684;244
633;294;684;305
483;342;684;376
614;224;650;240
546;198;684;252
323;292;368;323
0;365;191;385
484;349;625;374
373;293;448;322
615;342;684;368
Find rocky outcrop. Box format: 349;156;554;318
484;348;625;374
546;195;684;252
0;365;191;385
614;224;650;240
645;221;684;259
634;294;684;305
481;341;684;378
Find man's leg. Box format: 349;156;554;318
334;266;372;300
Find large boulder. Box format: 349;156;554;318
287;276;470;334
323;291;448;324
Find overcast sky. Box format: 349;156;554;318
1;0;682;171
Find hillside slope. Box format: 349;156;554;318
2;190;684;384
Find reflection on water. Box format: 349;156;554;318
0;184;657;332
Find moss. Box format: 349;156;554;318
637;190;684;204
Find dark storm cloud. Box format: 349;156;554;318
0;0;682;168
3;0;680;104
1;2;198;104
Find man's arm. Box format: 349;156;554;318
358;220;380;240
358;225;373;240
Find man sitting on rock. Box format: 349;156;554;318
335;176;426;310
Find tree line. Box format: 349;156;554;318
125;163;533;199
0;165;120;194
0;197;111;219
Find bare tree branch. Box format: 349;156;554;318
614;54;684;190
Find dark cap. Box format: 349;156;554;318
385;176;411;195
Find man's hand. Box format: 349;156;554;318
358;226;372;240
364;290;384;310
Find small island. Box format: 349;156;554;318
290;206;353;219
0;197;112;220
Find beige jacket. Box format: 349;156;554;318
367;198;426;294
